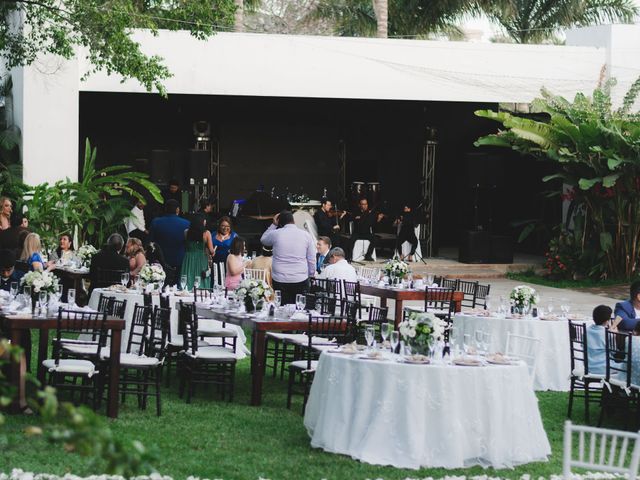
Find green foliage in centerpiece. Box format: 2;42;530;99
398;311;446;355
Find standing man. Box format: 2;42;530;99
125;200;148;243
149;199;190;281
316;236;331;274
261;210;315;305
347;198;384;261
163;179;182;204
394;203;419;262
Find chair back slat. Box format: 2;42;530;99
194;287;214;303
564;421;640;477
569;320;588;374
505;332;541;387
126;304;152;356
212;262;226;287
149;305;171;359
179;301;199;354
457;280;478;308
305;293;337;315
244;268;267;282
475;283;491;308
605;329;632;387
55;307;108;363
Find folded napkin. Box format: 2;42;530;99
290;311;308;321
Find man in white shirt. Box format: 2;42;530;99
125;200;148;243
318;247;357;282
261;210;316;305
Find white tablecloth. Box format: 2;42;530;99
304;353;550;470
88;289;248;358
453;313;579;391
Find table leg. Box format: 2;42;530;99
394;300;404;329
107;329;122;418
454;298;462;313
37;329;49;386
9;329;27;413
251;330;266;406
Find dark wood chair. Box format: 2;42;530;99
568;321;603;423
475;283;492;309
457;280;479;309
598;330;636;427
177;301;237;403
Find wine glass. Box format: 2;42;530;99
474;330;483;353
380;322;391;344
274;290;282;308
449;326;459;355
193;276;201;290
121;272;130;288
23;285;32;305
426;274;434;286
67;288;76;307
180;275;188;291
251;294;258;313
547;297;555;316
38;291;48;316
485;295;493;313
482;331;492;354
10;281;18;297
364;325;375;349
295;294;306;311
390;330;400;353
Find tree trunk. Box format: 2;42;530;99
372;0;388;39
234;0;244;33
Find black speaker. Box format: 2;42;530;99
188;149;210;181
465;153;504;188
490;235;514;264
458;230;491;263
150;150;171;184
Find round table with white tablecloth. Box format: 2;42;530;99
453;313;581;391
303;352;550;470
88;288;248;358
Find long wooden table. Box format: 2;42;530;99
196;305;307;407
359;285;464;326
1;314;125;418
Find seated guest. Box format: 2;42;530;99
0;249;25;291
89;233;129;292
212;216;237;264
126;237;147;282
614;281;640;331
0;211;30;254
149;199;190;277
318;247;358;282
316;236;331;274
248;245;273;287
125;200;148;244
225;236;247;290
586;305;612;376
20;233;51;272
0;196;12;230
48;233;75;264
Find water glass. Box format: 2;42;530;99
474;330;483;352
380;322;391;343
463;333;471;353
180;275;188;291
10;281;18;297
390;330;400;353
482;331;492;354
274;290;282;308
193;276;201;290
38;291;48;316
364;325;375;349
295;294;306;311
426;274;434;286
121;272;130;288
485;294;493;312
67;288;76;307
23;285;32;300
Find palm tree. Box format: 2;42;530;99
373;0;388;38
311;0;475;38
479;0;638;43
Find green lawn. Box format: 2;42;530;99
0;334;607;480
506;271;626;290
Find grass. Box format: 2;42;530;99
0;333;614;480
506;271;626;290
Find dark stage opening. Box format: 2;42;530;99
79;92;558;257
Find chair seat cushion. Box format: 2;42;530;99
101;352;161;367
197;328;238;338
289;360;318;372
267;332;300;341
186;346;237;361
572;367;605;380
42;358;97;377
168;335;208;348
62;344;100;356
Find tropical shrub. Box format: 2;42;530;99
475;77;640;280
25;139;162;250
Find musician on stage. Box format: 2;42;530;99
314;199;345;247
394;203;419;262
347;198;383;262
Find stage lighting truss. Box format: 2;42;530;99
420;139;436;258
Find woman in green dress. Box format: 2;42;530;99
181;215;216;290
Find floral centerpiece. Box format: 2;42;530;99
76;244;98;268
383;259;409;284
510;285;539;314
235;279;273;312
139;264;166;289
21;270;57;294
398;311;447;356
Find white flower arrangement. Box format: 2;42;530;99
398;311;446;354
139;264;166;286
235;279;273;301
383;259;409;279
510;285;539;309
76;244;98;267
21;270;57;294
